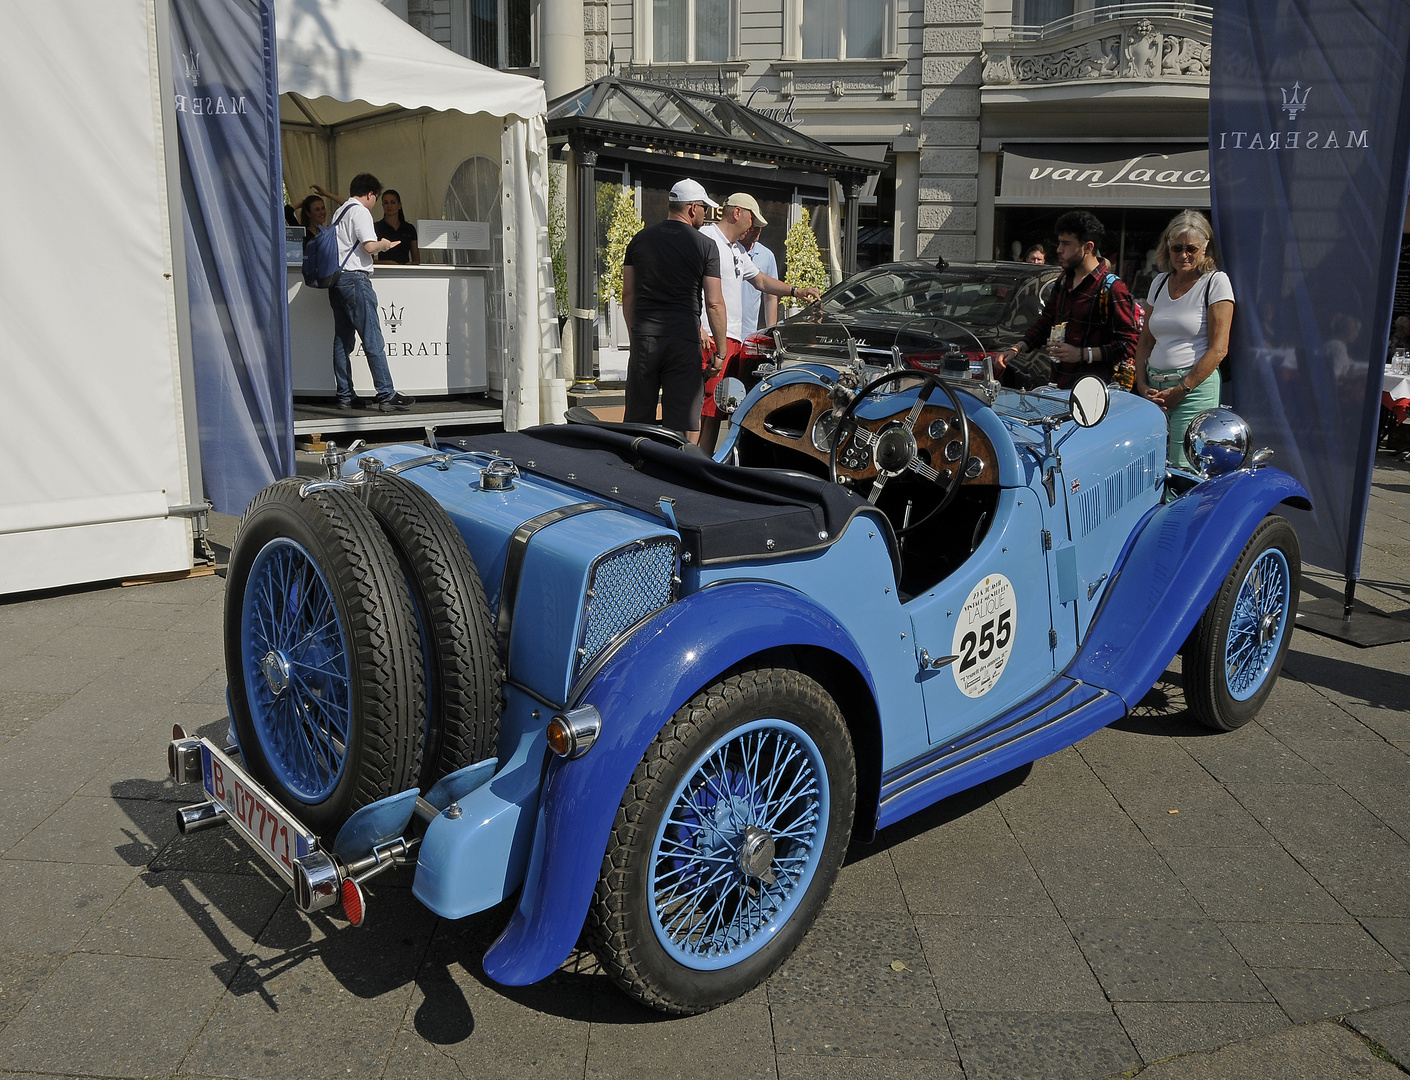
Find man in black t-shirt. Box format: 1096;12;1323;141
622;178;728;442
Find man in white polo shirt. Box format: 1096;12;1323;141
330;172;414;412
698;192;819;450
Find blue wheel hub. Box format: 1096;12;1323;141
1225;547;1291;702
649;718;828;970
241;538;352;802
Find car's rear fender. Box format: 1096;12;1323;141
1068;466;1310;702
480;581;879;987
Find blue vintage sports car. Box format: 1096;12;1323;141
168;361;1308;1015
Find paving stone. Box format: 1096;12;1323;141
4;794;178;868
383;963;591;1080
1160;844;1347;921
1254;967;1410;1023
79;869;287;962
1228;782;1402;855
1219;921;1400;971
826;847;909;914
149;824;287;878
767;911;939;1008
1346;1001;1410;1071
1130;1018;1404;1078
1020;836;1201;919
1290;740;1410;837
1114;784;1279;850
0;952;227;1077
1361;918;1410;968
1294;842;1410;919
0;690;73;739
0;950;62;1028
182;891;435;1080
892;831;1056;917
1113;1001;1290;1064
0;860;137;955
1180;727;1331;785
776;1055;964;1080
1071;918;1270;1003
946;1009;1140;1080
0;649;121;695
915;915;1107;1012
585;991;776;1079
771;1003;955;1059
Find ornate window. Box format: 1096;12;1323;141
640;0;734;63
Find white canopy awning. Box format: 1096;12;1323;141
275;0;559;429
276;0;545;125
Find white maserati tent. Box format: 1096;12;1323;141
0;0;202;595
276;0;560;426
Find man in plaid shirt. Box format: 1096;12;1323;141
997;210;1140;389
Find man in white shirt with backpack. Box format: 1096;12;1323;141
330;173;414;412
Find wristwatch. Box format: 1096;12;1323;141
713;353;727;365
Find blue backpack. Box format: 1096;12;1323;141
301;202;356;288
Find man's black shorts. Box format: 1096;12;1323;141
624;335;704;432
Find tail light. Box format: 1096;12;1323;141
740;332;776;362
341;878;365;926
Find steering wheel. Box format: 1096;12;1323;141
827;369;970;535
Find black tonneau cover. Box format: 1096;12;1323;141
452;426;891;568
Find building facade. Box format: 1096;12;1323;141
392;0;1212;291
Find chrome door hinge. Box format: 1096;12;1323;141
1041;529;1052;551
1049;628;1058;649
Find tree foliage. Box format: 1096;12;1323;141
784;208;829;309
603;184;645;305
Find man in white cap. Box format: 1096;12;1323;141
622;178;729;443
698;192;820;450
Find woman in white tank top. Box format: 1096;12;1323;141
1133;210;1235;470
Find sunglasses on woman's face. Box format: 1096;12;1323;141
1170;243;1203;254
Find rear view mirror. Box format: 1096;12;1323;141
714;377;747;415
1068;375;1109;428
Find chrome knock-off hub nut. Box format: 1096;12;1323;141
1258;612;1279;646
737;825;777;884
261;651;292;696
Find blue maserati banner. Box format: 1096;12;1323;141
1210;1;1410;578
170;0;293;514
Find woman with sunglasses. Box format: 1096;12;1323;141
1133;209;1234;469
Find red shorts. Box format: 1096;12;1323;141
701;338;744;420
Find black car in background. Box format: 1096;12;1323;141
744;261;1063;387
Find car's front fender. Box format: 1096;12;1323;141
1069;465;1310;702
480;580;877;986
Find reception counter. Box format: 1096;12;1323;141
289;264;490;397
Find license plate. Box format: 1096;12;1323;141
201;743;317;888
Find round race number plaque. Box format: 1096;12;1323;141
951;574;1017;699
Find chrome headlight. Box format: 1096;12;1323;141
1184;408;1251;477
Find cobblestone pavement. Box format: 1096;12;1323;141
2;454;1408;1080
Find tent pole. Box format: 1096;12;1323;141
1344;576;1356;621
571;142;599;394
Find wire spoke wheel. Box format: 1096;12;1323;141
1224;548;1291;701
1183;515;1300;731
588;669;855;1015
650;719;828;969
242;538;352;801
224;480;425;834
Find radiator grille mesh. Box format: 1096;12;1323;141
578;538;678;672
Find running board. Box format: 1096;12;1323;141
876;684;1125;830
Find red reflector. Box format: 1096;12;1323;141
341;878;364;926
740;332;774;360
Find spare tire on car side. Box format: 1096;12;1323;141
360;470;502;784
224;479;426;835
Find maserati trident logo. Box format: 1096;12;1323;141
1281;82;1310;121
381;302;404;333
183;50;200;86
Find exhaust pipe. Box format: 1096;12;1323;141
177;800;228;834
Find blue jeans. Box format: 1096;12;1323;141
329;271;395;402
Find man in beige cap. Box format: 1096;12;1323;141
698;192;820;450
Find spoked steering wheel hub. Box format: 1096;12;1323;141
873;423;919;476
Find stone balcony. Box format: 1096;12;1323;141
982;13;1210;92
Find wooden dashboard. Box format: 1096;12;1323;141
738;380;999;486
